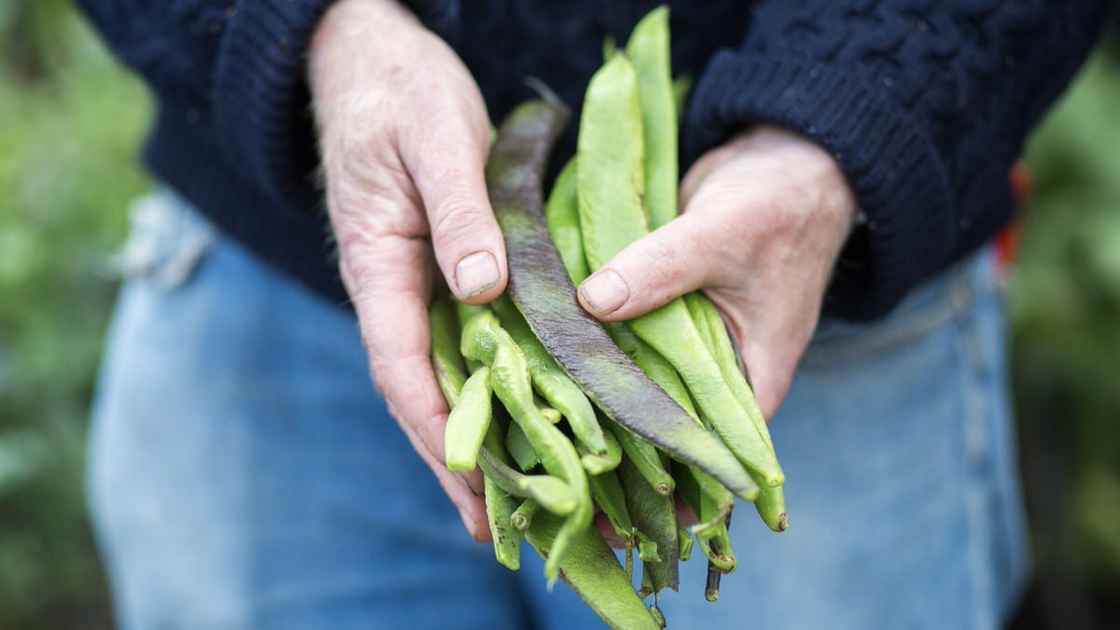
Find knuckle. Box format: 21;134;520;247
637;230;698;296
429;196;491;247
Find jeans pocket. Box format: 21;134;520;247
111;188;215;289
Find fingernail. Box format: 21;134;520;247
455;251;500;298
579;269;629;316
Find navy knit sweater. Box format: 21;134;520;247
78;1;1109;320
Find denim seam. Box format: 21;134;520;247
953;267;998;630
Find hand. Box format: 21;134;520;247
576;126;857;419
310;0;505;541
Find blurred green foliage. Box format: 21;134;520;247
0;2;150;628
1013;42;1120;626
0;3;1117;629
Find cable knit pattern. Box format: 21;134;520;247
77;0;1111;318
687;0;1109;318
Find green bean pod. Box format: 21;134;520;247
491;295;608;455
587;469;635;542
429;299;468;407
695;523;736;573
678;528;694;562
526;512;661;630
429;314;521;569
608;322;700;425
544;162;701;442
674;460;739;535
632;308;783;486
671;75;692;119
511;498;540;532
494;100;758;501
683;293;789;532
604;419;674;496
619;455;679;593
575;417;622;474
754;481;790;533
576;54;782;488
485;476;522;571
506;422;541;472
482;422;523;572
478;447;578;516
625;5;677;230
538;402;562;425
444;367;493;472
637;534;661;563
461;310;593;584
705;561;722;603
544;159;589;285
683;293;774;452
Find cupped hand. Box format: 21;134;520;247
310;0;502;541
577;126;857;419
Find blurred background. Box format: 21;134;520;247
0;2;1116;629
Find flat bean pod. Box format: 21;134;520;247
478;447;578;516
461;310;593;583
444;367;493;472
429;299;468;407
625;6;678;230
683;293;789;532
482;421;523;572
619;455;679;593
576;55;782;488
526;512;661;630
511;498;540;532
431;314;520;567
575;416;622;474
485;476;522;571
491;295;608;454
587;469;634;542
492;100;757;500
605;418;674;496
671;75;691;119
506;422;541;471
543;158;589;285
678;527;694;562
608;322;700;425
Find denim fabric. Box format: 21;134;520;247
89;190;1029;630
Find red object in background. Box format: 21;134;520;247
995;162;1032;278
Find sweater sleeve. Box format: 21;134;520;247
76;0;459;215
210;0;339;213
685;0;1111;320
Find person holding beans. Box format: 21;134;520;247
79;1;1110;628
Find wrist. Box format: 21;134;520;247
309;0;423;122
739;125;857;230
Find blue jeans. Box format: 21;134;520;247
89;190;1029;629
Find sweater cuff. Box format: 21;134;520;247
685;51;957;321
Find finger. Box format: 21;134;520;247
721;312;797;422
338;227;486;503
401;102;508;305
397;412;491;542
577;211;713;321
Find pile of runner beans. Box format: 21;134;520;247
429;8;786;629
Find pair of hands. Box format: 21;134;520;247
309;0;856;540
